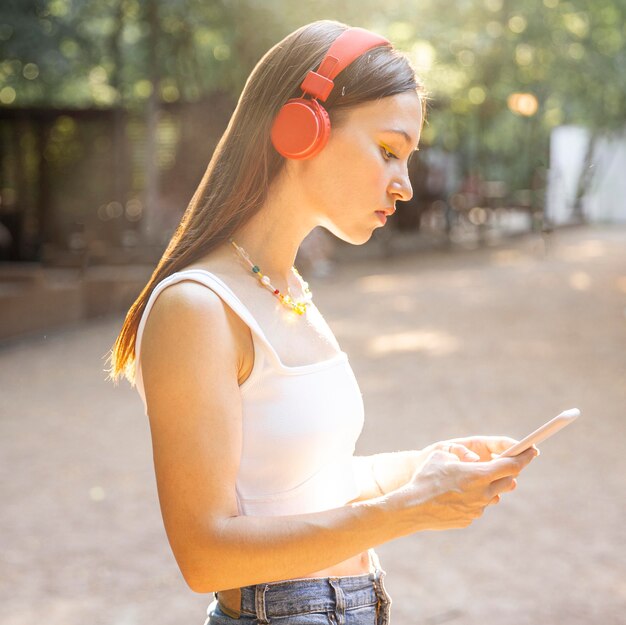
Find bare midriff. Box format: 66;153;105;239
294;550;371;579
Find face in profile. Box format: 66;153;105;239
290;90;423;245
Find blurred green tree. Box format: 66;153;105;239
1;0;623;247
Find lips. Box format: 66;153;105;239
379;207;396;217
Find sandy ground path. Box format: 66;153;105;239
1;224;625;625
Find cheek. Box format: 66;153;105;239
302;138;386;209
353;156;388;200
329;144;386;192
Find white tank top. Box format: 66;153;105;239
134;269;364;516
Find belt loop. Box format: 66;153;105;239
372;569;392;625
328;578;347;625
254;584;271;624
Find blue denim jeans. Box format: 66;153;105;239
203;550;392;625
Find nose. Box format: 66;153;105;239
388;172;413;203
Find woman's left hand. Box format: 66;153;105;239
430;436;533;462
402;440;483;480
355;437;530;501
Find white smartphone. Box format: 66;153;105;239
496;408;580;458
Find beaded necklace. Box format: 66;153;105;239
229;238;313;315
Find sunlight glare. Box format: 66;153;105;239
569;271;591;291
367;329;459;356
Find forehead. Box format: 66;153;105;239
338;92;423;147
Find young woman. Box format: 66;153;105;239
106;20;537;625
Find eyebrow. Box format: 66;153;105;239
381;128;419;151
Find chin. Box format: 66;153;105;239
321;221;377;246
352;230;376;246
331;228;375;246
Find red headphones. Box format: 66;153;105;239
270;27;390;160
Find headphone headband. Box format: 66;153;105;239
300;27;390;102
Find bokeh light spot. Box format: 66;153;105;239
0;86;16;104
213;44;230;61
23;63;39;80
486;21;503;38
125;199;143;221
410;40;436;72
563;12;590;39
161;83;179;102
508;15;528;34
468;86;486;104
507;92;538;116
134;79;152;98
484;0;503;11
458;50;475;67
468;206;489;225
515;44;534;66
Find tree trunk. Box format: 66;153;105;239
142;0;161;246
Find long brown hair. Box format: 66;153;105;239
105;19;426;386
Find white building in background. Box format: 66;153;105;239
546;125;626;225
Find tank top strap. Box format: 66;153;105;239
135;268;280;370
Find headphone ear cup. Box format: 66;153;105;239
271;98;331;160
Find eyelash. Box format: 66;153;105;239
380;145;398;161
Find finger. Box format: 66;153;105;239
457;436;519;455
446;443;481;462
501;447;537;473
427;449;462;464
489;475;517;496
477;448;538;480
491;442;542;460
487;436;521;453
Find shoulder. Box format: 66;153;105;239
148;278;230;323
141;278;239;369
140;275;253;385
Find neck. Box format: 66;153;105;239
228;180;318;291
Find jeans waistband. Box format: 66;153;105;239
244;571;381;618
214;549;391;623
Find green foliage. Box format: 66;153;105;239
1;0;624;190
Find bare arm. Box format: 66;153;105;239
350;442;485;502
140;281;538;593
140;282;402;592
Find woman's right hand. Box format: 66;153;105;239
390;446;538;531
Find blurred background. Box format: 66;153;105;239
1;1;625;624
